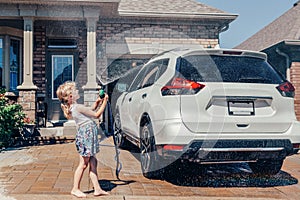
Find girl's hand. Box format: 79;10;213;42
96;97;102;103
103;93;109;101
96;94;108;104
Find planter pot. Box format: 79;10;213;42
23;124;36;137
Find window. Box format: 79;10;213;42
0;36;22;91
10;39;20;91
128;59;169;92
0;38;3;86
180;55;283;84
128;67;148;92
52;55;74;99
140;65;159;88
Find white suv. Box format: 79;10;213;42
113;48;300;178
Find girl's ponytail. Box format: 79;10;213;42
61;103;72;119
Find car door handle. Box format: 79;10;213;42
142;93;147;99
129;97;132;102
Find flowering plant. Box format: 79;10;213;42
23;117;35;125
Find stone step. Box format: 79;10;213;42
38;120;76;137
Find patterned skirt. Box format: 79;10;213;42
75;121;99;157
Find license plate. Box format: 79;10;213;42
228;101;255;116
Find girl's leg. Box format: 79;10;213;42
71;155;89;198
89;156;109;196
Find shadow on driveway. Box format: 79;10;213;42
163;162;298;187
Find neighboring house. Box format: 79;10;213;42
0;0;237;125
236;1;300;119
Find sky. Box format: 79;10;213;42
198;0;297;48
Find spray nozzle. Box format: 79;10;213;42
99;89;105;99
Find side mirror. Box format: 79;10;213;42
116;83;128;93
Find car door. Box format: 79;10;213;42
121;61;160;138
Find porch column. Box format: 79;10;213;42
84;18;99;89
17;17;37;121
17;17;37;90
83;16;100;106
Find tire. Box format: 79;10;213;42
249;159;284;175
140;121;163;179
113;112;127;149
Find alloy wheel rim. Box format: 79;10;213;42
114;114;122;146
141;127;151;171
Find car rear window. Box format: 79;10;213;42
178;55;284;84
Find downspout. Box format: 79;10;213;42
276;47;291;81
217;24;229;48
220;24;229;33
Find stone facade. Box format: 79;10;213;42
18;90;36;121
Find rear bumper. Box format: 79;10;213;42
157;139;293;163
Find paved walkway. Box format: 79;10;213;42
0;136;300;200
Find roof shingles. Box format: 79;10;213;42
236;3;300;51
118;0;232;16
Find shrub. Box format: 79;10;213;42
0;88;25;148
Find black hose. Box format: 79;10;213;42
100;101;122;180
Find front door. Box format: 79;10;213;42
46;53;75;122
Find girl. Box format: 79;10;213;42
56;81;109;198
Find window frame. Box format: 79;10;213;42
0;37;3;87
51;54;74;100
0;34;22;91
128;58;169;92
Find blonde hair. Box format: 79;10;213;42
56;81;76;119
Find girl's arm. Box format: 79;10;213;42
90;97;102;111
77;94;109;119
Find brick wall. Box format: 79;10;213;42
33;21;88;95
33;25;46;96
32;20;219;90
31;20;219;109
290;62;300;120
96;20;219;80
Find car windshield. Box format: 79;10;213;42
179;55;284;84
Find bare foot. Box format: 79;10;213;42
71;189;87;198
94;190;109;196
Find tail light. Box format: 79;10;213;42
161;77;205;96
276;81;295;98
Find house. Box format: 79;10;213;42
236;1;300;119
0;0;237;126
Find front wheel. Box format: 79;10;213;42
113;112;127;149
249;159;284;175
140;121;163;179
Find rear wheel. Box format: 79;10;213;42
140;121;163;179
249;159;283;175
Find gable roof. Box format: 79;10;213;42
0;0;237;22
236;1;300;51
118;0;237;20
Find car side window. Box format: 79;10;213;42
128;59;169;92
140;59;169;89
128;67;148;92
156;59;168;79
140;64;159;89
